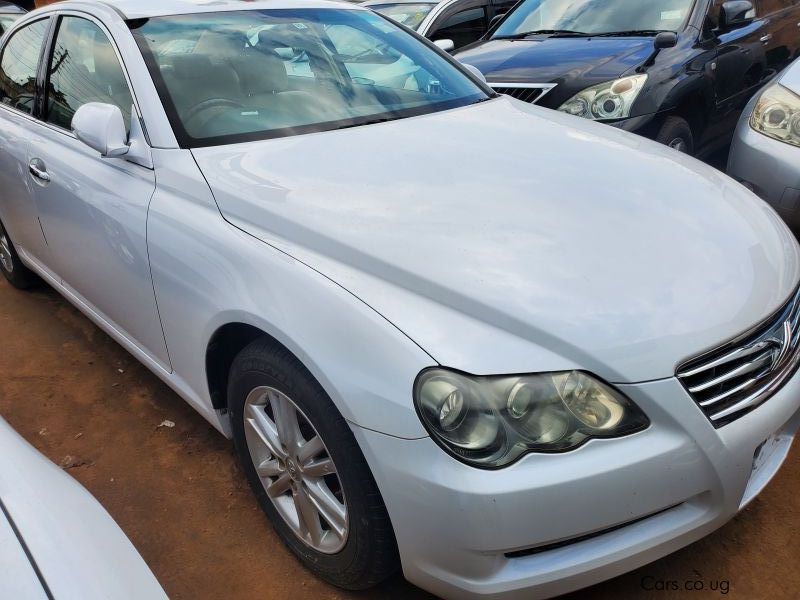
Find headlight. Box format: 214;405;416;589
750;83;800;148
558;75;648;121
414;369;650;468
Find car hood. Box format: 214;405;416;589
193;97;800;382
454;36;653;85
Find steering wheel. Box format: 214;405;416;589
184;98;245;126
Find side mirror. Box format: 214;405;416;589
461;63;487;84
654;31;678;50
489;13;503;28
719;0;755;31
72;102;129;158
433;39;455;52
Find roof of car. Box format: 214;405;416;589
82;0;362;19
0;1;26;14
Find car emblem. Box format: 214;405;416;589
768;320;793;371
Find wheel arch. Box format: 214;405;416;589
662;74;714;143
205;318;331;416
206;321;267;411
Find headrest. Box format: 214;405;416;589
171;54;214;80
93;45;127;89
233;53;288;95
258;26;309;50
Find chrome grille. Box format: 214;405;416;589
488;83;555;104
677;286;800;426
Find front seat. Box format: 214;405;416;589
168;54;241;121
231;50;324;126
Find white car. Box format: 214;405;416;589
0;418;167;600
0;1;798;599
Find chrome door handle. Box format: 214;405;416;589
760;34;773;44
28;160;50;182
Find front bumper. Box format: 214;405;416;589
727;108;800;230
352;371;800;600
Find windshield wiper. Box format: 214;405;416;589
493;29;590;40
591;30;668;37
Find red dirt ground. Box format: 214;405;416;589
1;279;798;600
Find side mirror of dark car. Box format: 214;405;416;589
719;0;755;31
489;13;503;28
640;31;679;69
654;31;678;50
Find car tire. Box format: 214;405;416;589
228;337;399;590
656;116;694;155
0;219;38;289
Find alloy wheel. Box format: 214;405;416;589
0;225;13;274
243;386;348;553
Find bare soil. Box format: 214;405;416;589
1;279;798;600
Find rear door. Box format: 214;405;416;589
0;17;52;267
26;13;170;368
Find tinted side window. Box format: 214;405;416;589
757;0;795;14
708;0;758;27
45;16;133;131
0;19;49;115
431;7;488;48
491;0;517;17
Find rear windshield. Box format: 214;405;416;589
130;8;488;147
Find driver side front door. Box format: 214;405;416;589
26;13;170;368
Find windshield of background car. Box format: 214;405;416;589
493;0;693;37
369;3;437;30
130;9;488;147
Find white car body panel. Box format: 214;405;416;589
194;96;800;383
0;513;47;600
0;419;167;600
1;2;800;599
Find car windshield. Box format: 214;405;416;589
493;0;693;38
131;8;488;147
368;3;437;30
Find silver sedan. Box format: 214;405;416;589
728;57;800;230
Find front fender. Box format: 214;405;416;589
147;149;435;439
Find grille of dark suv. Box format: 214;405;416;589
677;286;800;426
488;83;555;104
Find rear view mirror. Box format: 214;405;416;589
719;0;755;31
72;103;129;158
434;39;455;52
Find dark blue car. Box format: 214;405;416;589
454;0;800;156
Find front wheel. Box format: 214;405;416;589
228;338;399;589
656;115;694;155
0;219;38;289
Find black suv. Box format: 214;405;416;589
453;0;800;157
